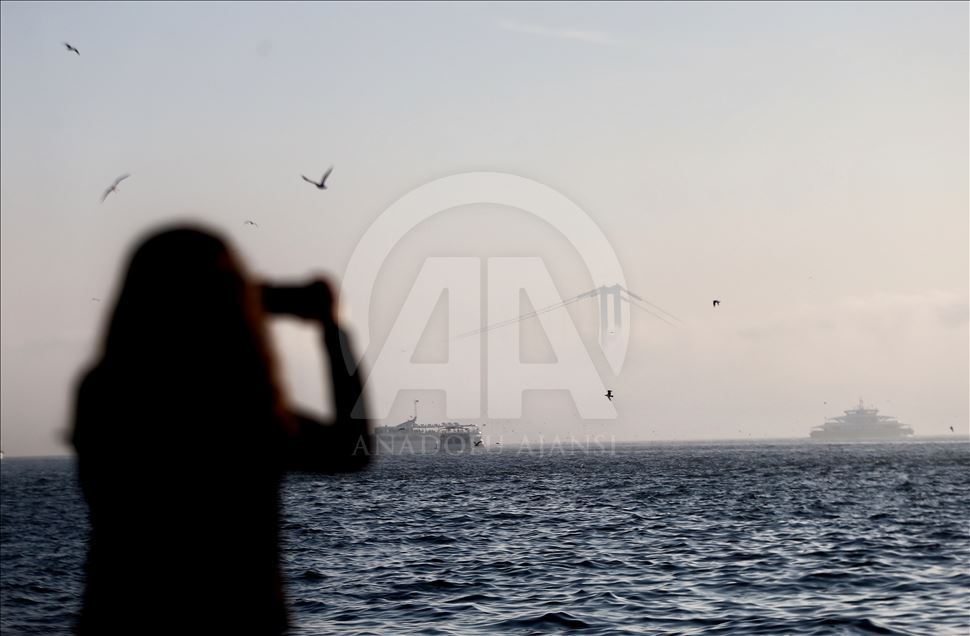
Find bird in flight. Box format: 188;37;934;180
950;426;955;433
713;299;721;308
604;390;614;402
101;174;130;202
63;43;80;55
302;166;333;189
244;220;259;228
91;297;101;302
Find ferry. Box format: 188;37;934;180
374;401;483;455
810;399;914;441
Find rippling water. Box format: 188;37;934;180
2;442;969;634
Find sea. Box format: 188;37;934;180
2;441;969;635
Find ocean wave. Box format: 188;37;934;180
3;443;969;636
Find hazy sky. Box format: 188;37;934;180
1;2;967;456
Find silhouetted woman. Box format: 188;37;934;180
71;226;372;635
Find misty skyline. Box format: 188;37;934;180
1;2;967;455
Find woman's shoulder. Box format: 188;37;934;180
74;363;117;422
77;363;106;398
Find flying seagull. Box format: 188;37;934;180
713;299;721;308
101;174;130;202
605;390;614;402
950;426;955;433
64;42;80;55
302;166;333;190
91;297;101;302
244;220;259;228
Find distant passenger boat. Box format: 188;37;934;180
810;399;914;441
374;401;482;455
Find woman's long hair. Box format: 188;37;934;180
93;225;290;444
75;225;292;634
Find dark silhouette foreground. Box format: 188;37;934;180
72;226;372;635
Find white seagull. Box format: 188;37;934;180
302;166;333;190
101;174;130;203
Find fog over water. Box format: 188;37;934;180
1;2;967;456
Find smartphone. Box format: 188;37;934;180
261;284;307;316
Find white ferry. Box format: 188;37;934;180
374;401;483;455
810;399;914;441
